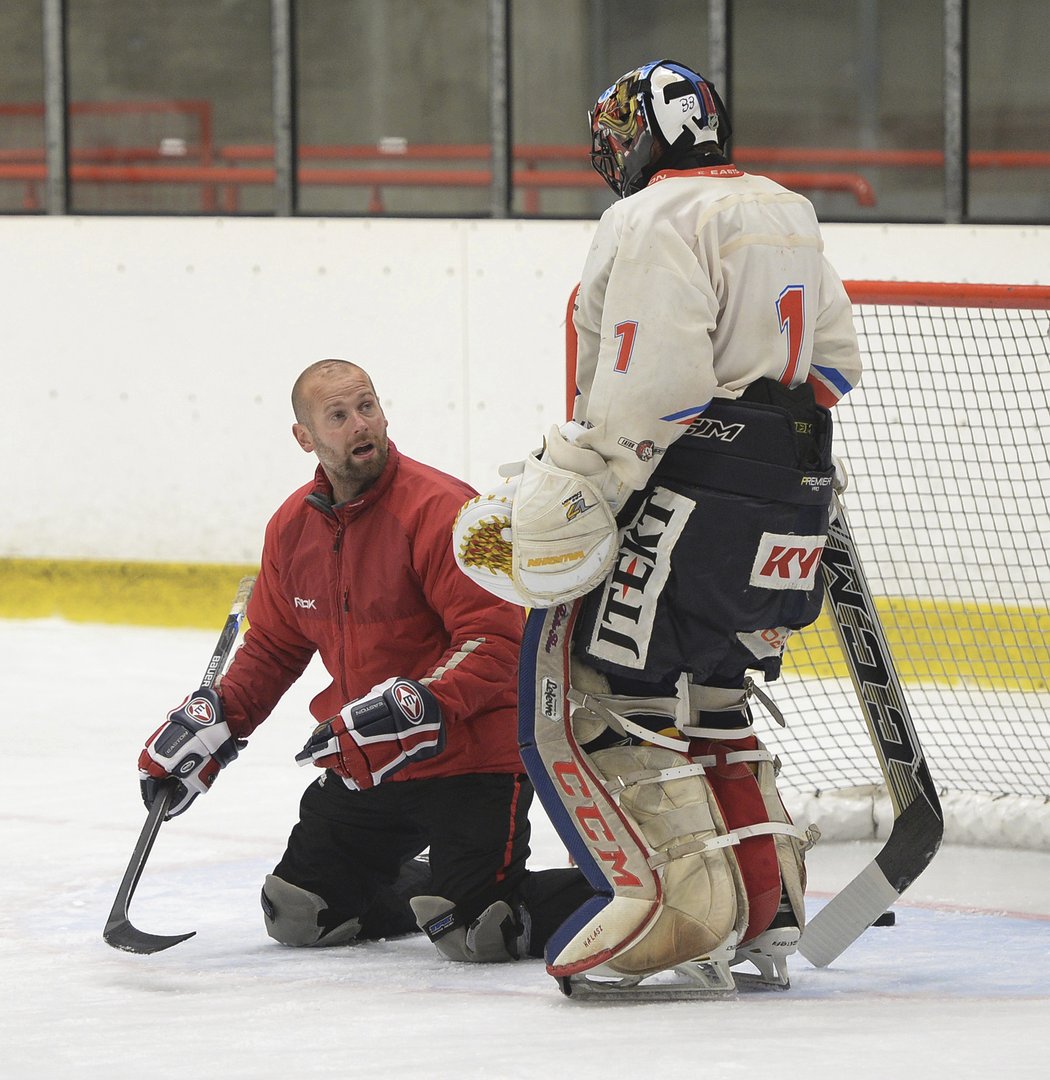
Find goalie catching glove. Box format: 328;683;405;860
139;687;245;819
453;422;625;608
295;677;444;789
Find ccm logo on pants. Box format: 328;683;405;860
750;533;826;590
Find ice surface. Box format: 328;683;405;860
2;620;1048;1079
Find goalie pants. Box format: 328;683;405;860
271;769;592;955
574;383;835;694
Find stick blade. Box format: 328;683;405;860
799;862;899;967
102;783;198;955
103;917;196;955
799;798;943;968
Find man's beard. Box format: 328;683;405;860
336;436;388;494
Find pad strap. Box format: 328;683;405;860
568;689;690;752
602;760;711;800
651;820;814;867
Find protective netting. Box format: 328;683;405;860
773;296;1050;811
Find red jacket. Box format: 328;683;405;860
218;442;526;779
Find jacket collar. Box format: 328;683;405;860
305;440;401;519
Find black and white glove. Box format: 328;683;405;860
452;422;624;607
138;687;244;818
295;677;445;790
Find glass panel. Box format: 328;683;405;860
733;0;944;222
512;0;710;217
296;0;491;216
969;0;1050;223
65;0;273;214
0;4;45;214
3;2;1046;224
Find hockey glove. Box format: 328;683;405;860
138;687;245;819
453;423;622;608
295;677;445;790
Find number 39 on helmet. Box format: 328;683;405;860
589;59;732;198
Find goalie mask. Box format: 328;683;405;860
589;60;732;198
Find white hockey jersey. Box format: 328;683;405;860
571;164;863;492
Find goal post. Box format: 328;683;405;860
564;280;1050;850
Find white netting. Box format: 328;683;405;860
770;294;1050;846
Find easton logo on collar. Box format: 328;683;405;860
649;165;744;184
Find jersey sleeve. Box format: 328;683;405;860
806;257;863;408
572;208;720;492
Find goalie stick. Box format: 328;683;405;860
798;495;943;968
102;575;256;955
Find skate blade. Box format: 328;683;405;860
729;924;799;990
558;961;737;1002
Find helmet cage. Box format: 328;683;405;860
588;60;730;198
588;114;656;198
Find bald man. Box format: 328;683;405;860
139;359;591;963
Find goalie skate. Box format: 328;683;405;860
558;935;738;1001
730;916;799;990
558;924;797;1000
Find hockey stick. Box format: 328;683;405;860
798;496;943;968
102;575;256;954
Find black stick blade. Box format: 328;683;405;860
102;782;196;954
103;918;196;955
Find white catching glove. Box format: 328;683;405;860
453;423;625;608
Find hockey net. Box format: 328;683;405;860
565;280;1050;849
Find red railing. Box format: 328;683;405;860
213;142;876;212
2;99;1047;213
0;148;876;213
0;99;217;210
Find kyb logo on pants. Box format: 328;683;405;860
750;533;826;590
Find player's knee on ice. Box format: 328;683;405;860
410;895;526;962
260;874;361;947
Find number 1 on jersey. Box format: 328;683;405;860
613;320;638;374
776;285;806;386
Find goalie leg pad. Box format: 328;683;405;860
688;732;812;945
582;743;744;977
688;738;783;946
754;745;809;934
680;680;810;943
520;603;665;977
520;604;746;979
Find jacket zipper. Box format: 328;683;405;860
332;520;351;700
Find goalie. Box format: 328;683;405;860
454;60;863;997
